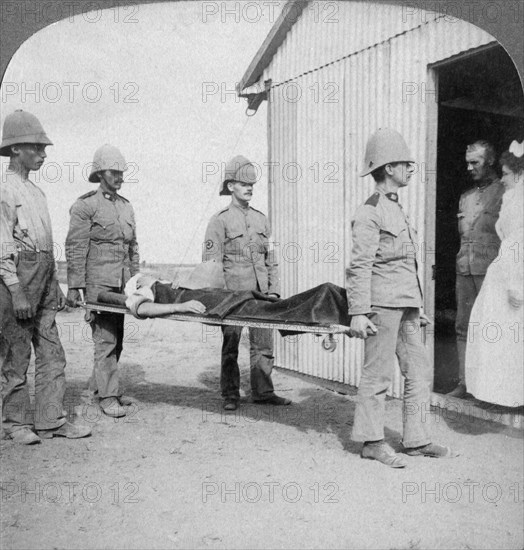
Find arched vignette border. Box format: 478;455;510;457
0;0;523;86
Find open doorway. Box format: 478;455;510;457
433;45;524;393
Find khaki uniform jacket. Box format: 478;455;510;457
66;187;139;289
456;178;504;276
203;203;280;295
347;189;423;315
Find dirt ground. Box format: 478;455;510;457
1;305;523;550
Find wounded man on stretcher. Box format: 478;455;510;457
94;272;352;337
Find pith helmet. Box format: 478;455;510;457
360;128;414;177
0;110;53;156
219;155;259;196
88;144;127;182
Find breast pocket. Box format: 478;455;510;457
225;229;245;256
255;229;269;252
380;223;403;240
379;223;406;260
91;216;117;242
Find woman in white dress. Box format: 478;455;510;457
465;140;524;407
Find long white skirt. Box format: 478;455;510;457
465;257;524;407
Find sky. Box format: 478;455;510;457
0;1;284;263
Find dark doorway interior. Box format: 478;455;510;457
433;45;524;393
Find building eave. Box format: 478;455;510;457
237;0;309;95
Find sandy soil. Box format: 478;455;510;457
1;306;523;550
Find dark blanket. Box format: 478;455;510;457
155;282;351;332
98;283;351;335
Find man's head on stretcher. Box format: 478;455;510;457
122;260;229;318
124;273;207;318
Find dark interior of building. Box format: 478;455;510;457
433;45;524;392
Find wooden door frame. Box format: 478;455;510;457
424;44;500;383
424;65;438;377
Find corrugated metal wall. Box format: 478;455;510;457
266;2;495;395
269;61;348;381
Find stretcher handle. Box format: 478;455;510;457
322;326;376;351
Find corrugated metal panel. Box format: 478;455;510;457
264;2;440;85
266;3;497;396
270;61;349;381
268;81;297;372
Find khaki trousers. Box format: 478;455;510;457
351;307;432;448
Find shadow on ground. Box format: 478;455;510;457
62;360;419;457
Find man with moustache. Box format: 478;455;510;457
0;110;91;444
203;156;291;411
447;141;504;398
66;144;139;419
347;129;456;468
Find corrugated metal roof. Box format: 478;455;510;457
238;0;498;94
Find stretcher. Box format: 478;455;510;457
79;300;351;352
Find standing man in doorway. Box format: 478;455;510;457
447;141;504;397
348;128;456;468
203;155;291;411
0;110;91;443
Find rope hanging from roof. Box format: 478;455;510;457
171;114;254;282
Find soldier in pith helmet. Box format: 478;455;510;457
66;144;139;419
203;156;291;411
348;128;457;467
